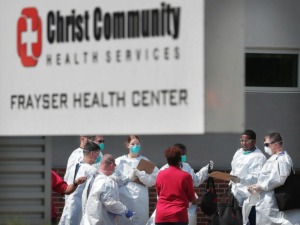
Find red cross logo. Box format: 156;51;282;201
17;8;42;67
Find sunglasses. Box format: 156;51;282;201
264;142;275;147
106;160;116;166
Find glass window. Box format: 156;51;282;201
246;53;298;88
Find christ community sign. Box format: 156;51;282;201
0;0;205;135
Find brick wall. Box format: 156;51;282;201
52;169;68;221
52;168;230;225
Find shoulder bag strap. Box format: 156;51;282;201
206;177;216;194
73;162;81;183
86;174;97;199
220;186;231;204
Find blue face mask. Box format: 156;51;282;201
130;145;141;154
98;143;105;151
181;155;187;162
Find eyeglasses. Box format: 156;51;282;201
264;142;275;147
94;150;100;156
106;160;116;166
84;149;100;155
96;140;105;143
240;139;253;143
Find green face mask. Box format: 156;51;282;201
243;151;252;155
181;155;187;162
95;154;101;163
130;145;141;154
98;143;105;151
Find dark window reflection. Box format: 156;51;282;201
246;53;298;87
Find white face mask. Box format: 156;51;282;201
264;146;273;155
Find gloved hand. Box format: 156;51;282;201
74;176;87;185
125;209;134;219
248;184;263;194
128;168;138;181
192;193;199;205
230;175;240;183
208;160;214;171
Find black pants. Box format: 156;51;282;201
248;206;256;225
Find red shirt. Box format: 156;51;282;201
51;170;68;219
155;166;195;223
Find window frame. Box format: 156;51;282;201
245;49;300;93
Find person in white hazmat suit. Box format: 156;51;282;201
64;136;90;183
230;129;267;225
64;135;105;202
146;143;213;225
111;135;159;225
59;142;100;225
64;136;105;182
81;154;135;225
247;132;300;225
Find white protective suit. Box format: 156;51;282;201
112;155;159;225
64;147;83;184
64;148;102;183
64;148;101;203
81;172;129;225
59;162;97;225
146;162;210;225
230;147;267;206
255;151;300;225
160;162;210;186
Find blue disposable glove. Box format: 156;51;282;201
125;209;134;218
